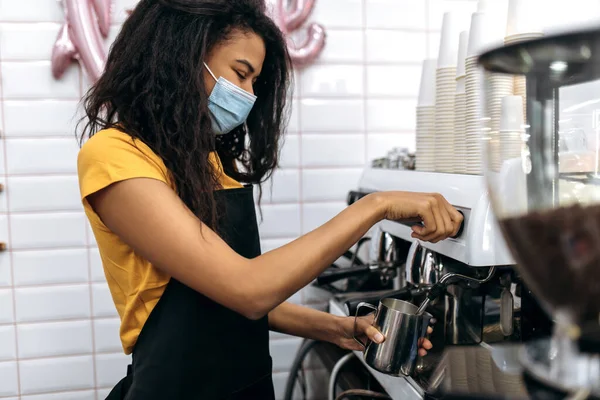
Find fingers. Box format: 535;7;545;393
365;325;385;344
422;338;433;350
441;197;463;237
427;326;433;334
412;193;462;243
417;338;433;356
357;316;383;344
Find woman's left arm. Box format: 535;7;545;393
268;302;433;354
268;302;383;351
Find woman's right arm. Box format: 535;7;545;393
88;177;461;320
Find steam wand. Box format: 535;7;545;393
415;266;497;315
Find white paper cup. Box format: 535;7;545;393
467;12;505;57
438;12;470;68
457;30;469;78
506;0;543;36
418;59;438;106
500;96;525;131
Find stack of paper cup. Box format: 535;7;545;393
435;12;467;173
499;96;524;166
416;59;437;172
453;31;469;174
505;0;544;122
465;11;507;175
486;74;515;172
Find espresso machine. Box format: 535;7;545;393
324;164;554;399
325;27;600;400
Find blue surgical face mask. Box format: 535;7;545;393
204;62;257;135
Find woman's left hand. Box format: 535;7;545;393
334;315;433;356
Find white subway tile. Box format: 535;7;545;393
366;31;427;63
8;176;81;212
367;133;416;160
308;0;363;28
12;249;89;286
314;29;363;63
302;169;363;202
95;353;131;387
366;99;417;131
257;204;301;238
366;0;427;29
0;251;11;287
17;320;93;359
270;337;302;371
367;65;422;97
21;390;96;400
0;215;9;249
300;99;364;132
86;223;95;247
0;361;19;397
0;142;5;174
3;100;80;136
287;100;300;133
0;0;63;22
301;134;365;167
428;31;441;59
10;212;87;249
91;282;117;318
1;62;80;99
279;135;299;168
258;169;300;204
0;178;8;212
428;0;476;32
0;289;15;324
93;318;122;353
15;285;91;323
89;247;105;282
112;0;140;24
19;355;94;395
5;138;79;174
260;238;293;253
0;23;62;60
302;202;346;234
300;65;363;97
0;325;16;361
97;389;112;399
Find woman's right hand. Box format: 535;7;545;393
373;191;463;243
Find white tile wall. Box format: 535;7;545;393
0;0;475;398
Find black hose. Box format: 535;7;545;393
283;339;320;400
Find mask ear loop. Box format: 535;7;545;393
203;62;218;82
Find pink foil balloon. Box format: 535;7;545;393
91;0;112;37
51;0;110;82
274;0;326;66
52;0;326;83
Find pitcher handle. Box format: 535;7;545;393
353;302;378;349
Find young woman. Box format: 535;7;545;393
77;0;462;398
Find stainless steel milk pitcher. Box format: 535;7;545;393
353;298;432;376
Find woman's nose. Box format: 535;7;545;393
243;83;255;96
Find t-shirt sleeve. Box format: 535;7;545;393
77;130;170;201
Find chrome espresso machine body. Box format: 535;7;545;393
326;165;553;399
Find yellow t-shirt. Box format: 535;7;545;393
77;128;242;354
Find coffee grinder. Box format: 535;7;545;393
478;27;600;398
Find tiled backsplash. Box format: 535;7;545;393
0;0;476;399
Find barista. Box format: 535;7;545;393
77;0;463;398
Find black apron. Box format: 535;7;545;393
106;186;274;400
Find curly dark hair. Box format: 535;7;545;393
79;0;292;229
